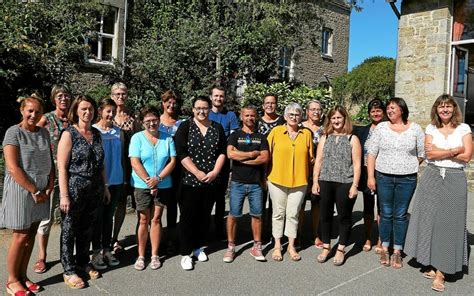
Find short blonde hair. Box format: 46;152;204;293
111;82;128;94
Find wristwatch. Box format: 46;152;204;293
157;175;163;182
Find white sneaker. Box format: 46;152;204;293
91;253;107;270
181;255;193;270
193;248;208;262
103;251;120;266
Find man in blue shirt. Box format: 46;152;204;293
208;85;239;239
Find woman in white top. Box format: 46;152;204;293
367;97;425;269
404;94;472;292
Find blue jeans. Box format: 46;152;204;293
376;171;417;251
229;181;263;217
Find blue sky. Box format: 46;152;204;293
348;1;402;70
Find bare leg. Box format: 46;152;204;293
226;216;237;243
251;217;262;242
36;234;49;261
7;229;29;293
137;209;150;258
149;206;163;257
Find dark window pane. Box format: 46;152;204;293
102;37;113;61
103;9;116;34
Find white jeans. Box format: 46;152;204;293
267;181;307;239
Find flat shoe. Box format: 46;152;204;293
33;259;46;274
63;274;85;290
314;238;324;250
85;266;100;280
6;281;31;295
380;250;390;266
374;246;383;255
288;249;301;261
134;256;146;270
23;279;41;293
432;278;445;292
317;247;331;263
271;248;283;262
423;270;436;279
149;256;162;270
333;248;345;266
391;253;403;269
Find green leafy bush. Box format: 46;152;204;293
241;82;335;116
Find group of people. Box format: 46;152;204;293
0;80;471;294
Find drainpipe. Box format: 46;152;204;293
386;0;401;19
122;0;128;75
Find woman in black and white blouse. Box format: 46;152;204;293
174;96;226;271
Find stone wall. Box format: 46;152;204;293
294;1;350;87
396;0;453;126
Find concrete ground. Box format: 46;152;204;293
1;191;473;295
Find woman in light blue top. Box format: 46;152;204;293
129;106;176;271
91;98;125;270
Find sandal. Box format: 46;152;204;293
363;240;372;252
63;274;85;290
314;238;324;250
22;279;41;293
391;252;403;269
271;248;283;262
6;281;31;295
423;270;436;279
317;247;331;263
149;256;162;270
374;246;383;255
288;248;301;261
33;259;46;274
85;265;100;280
134;256;146;270
380;250;390;266
113;241;124;254
333;248;345;266
431;277;445;292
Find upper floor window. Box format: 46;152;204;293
87;8;118;65
278;47;294;81
322;28;333;57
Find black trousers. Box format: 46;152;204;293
166;165;181;229
178;184;215;256
213;159;230;233
319;181;356;246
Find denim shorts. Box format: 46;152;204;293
229;181;263;217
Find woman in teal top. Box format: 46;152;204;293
129;106;176;271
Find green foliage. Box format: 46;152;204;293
242;82;335;116
332;56;395;105
109;1;334;111
332;56;394;123
85;84;110;103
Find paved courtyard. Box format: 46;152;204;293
1;190;473;295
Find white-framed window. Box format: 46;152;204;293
321;28;333;57
278;47;294;81
86;7;118;65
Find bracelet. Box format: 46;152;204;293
33;190;41;196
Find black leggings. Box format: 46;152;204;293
178;185;215;256
319;181;356;245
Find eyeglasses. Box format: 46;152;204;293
194;107;209;113
287;113;301;118
56;95;70;101
113;92;127;97
308;108;321;114
143;119;159;126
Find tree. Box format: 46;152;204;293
108;0;358;112
332;56;395;123
0;1;105;134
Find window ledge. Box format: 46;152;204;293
86;59;115;67
321;54;334;61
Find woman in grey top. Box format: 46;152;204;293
312;105;361;266
367;97;425;269
1;96;54;295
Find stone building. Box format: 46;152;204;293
395;0;474;127
278;0;351;88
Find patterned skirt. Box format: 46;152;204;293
404;164;468;274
